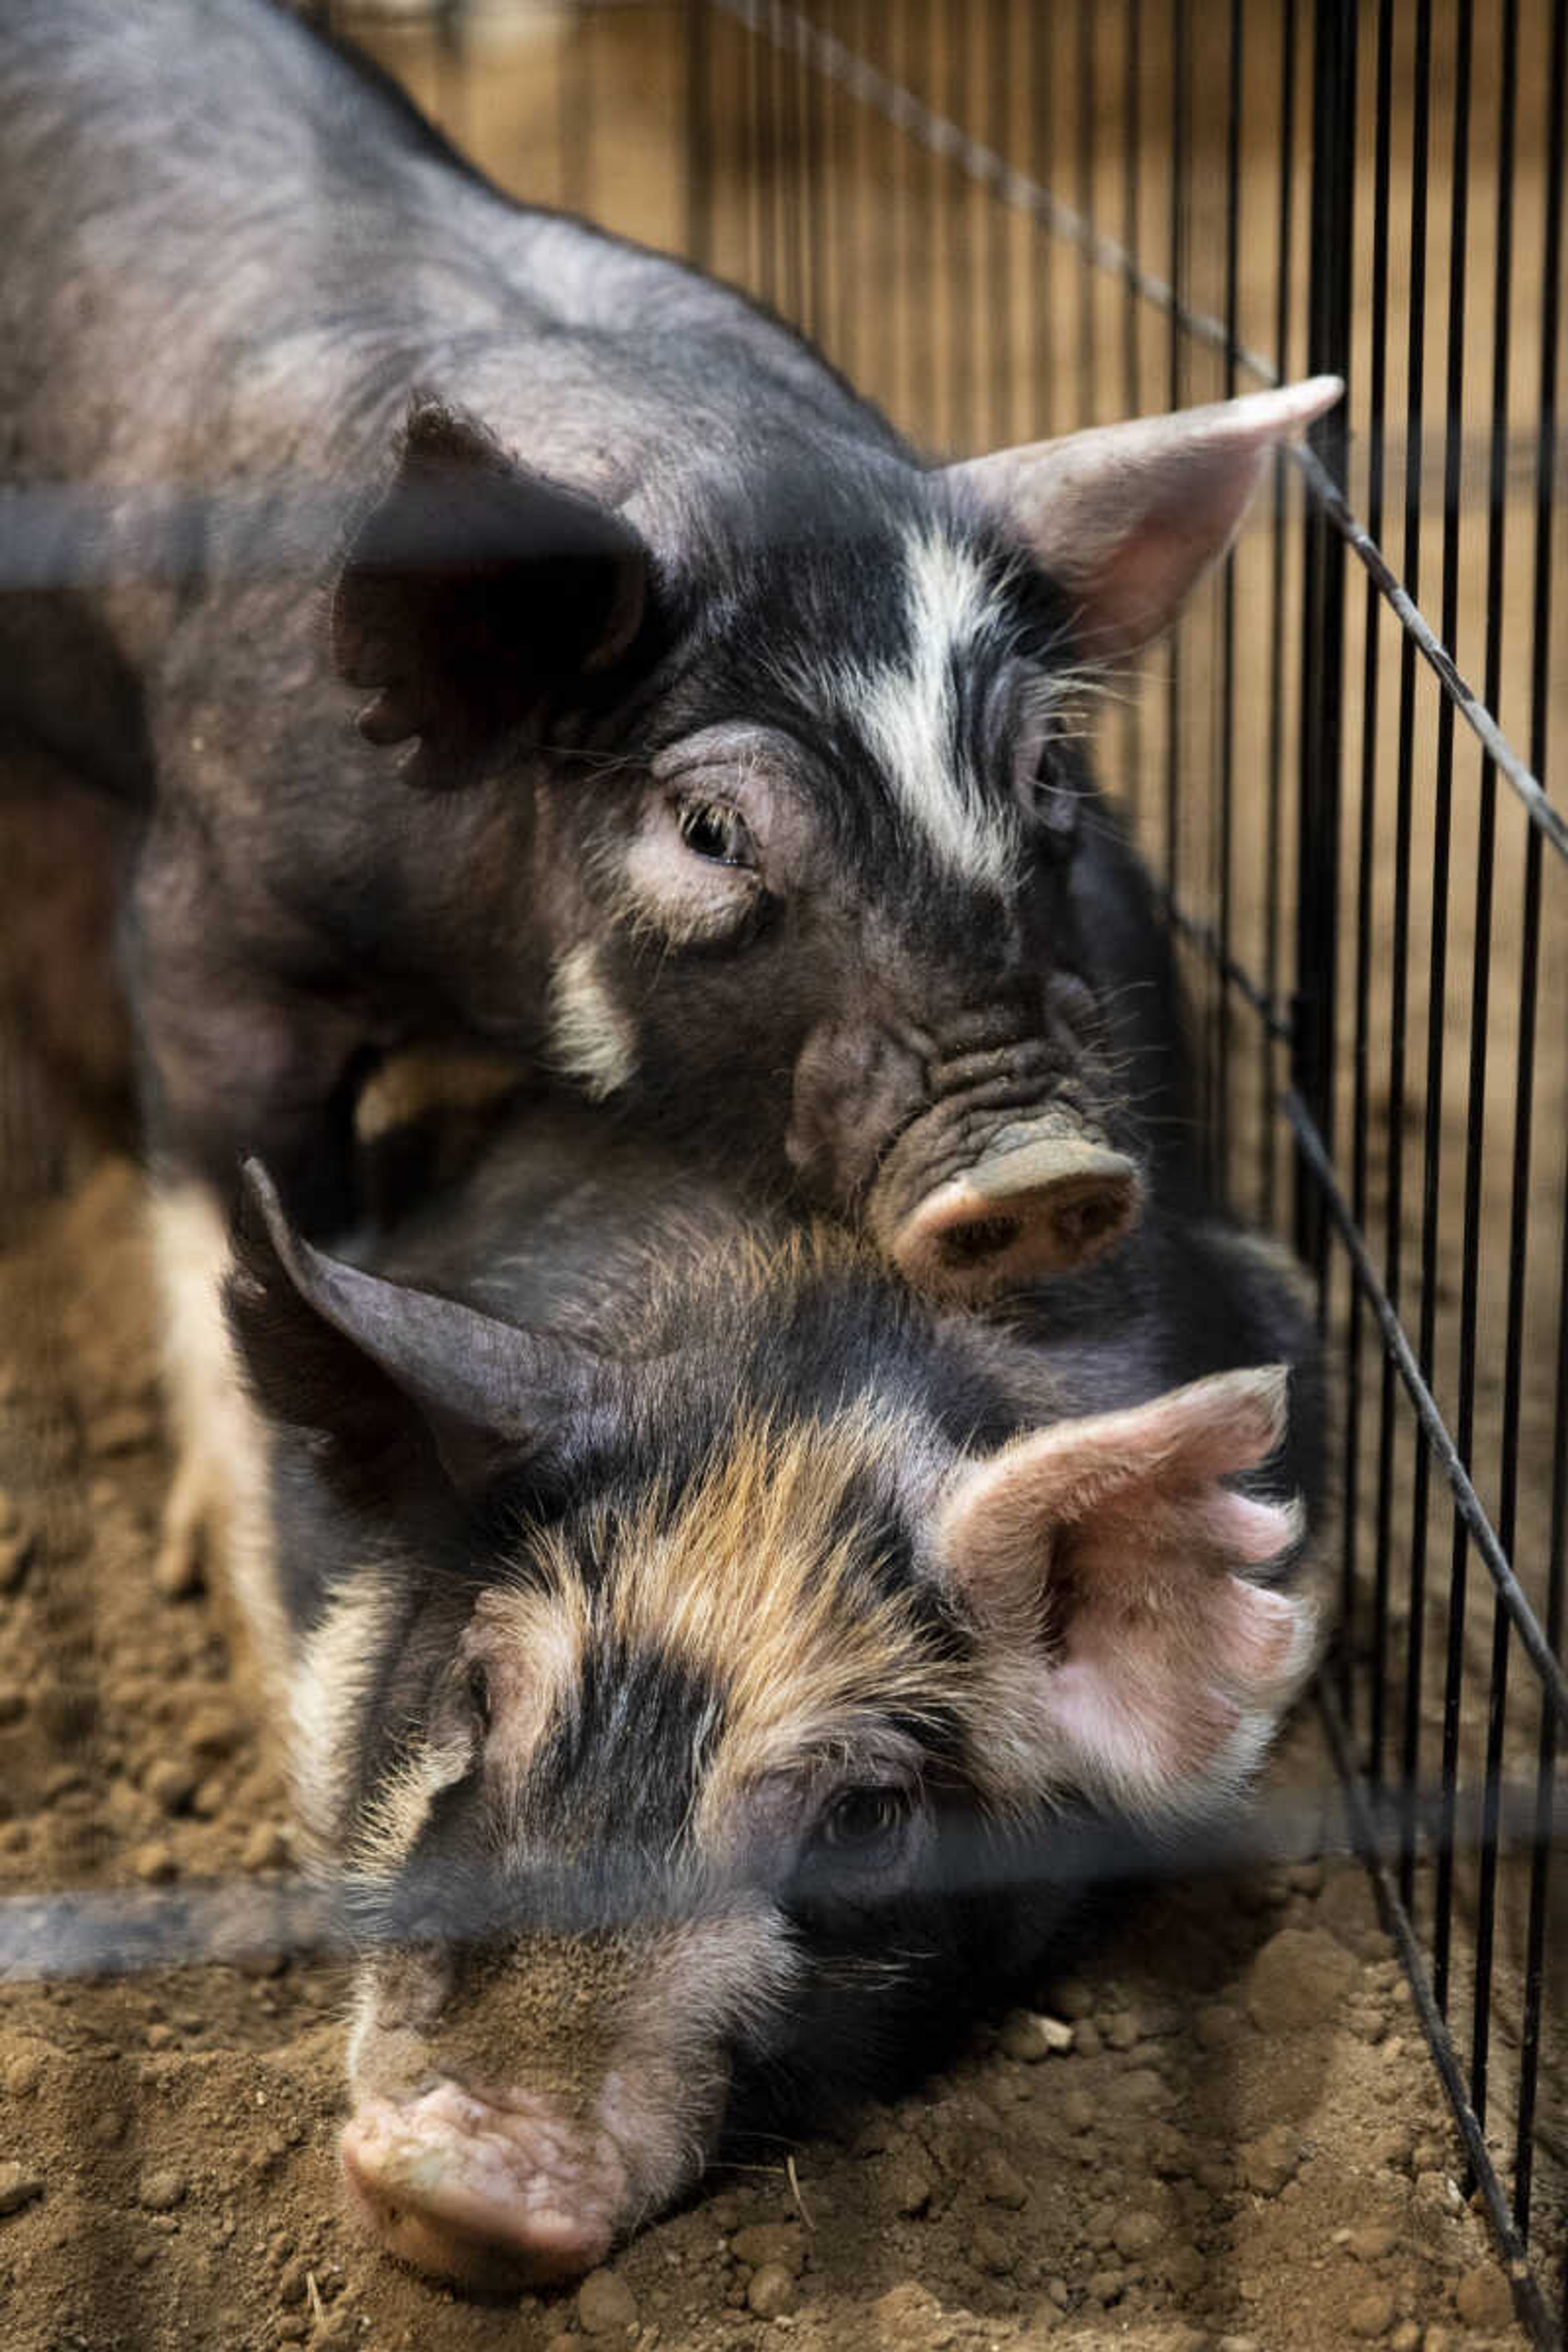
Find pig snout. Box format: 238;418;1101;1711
879;1115;1142;1297
340;2084;622;2287
789;1000;1143;1300
340;1919;752;2287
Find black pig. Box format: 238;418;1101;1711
222;1100;1323;2285
0;0;1338;1577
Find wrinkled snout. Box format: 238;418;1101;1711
341;2083;622;2287
881;1124;1142;1298
789;993;1143;1300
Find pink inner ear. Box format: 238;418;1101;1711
1048;1516;1304;1791
947;376;1343;660
939;1367;1313;1811
1071;468;1264;658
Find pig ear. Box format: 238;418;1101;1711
330;396;650;788
947;376;1342;661
225;1160;617;1506
935;1367;1316;1818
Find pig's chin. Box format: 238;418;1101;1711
340;2083;625;2289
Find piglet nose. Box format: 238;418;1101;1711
341;2093;617;2288
890;1134;1142;1299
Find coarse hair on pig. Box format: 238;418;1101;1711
223;1143;1319;2287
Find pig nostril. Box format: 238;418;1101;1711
1055;1193;1125;1251
935;1214;1022;1268
885;1138;1143;1297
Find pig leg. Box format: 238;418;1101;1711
131;944;373;1637
149;1179;288;1677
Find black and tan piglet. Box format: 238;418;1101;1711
223;1104;1323;2287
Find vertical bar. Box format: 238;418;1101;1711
1427;0;1473;2022
1118;0;1143;836
754;2;778;305
1260;0;1298;1231
1462;0;1518;2131
945;0;973;452
434;0;469;151
1210;0;1243;1201
1510;0;1566;2245
807;0;828;340
1076;0;1097;426
557;0;592;222
1163;0;1189;904
1351;0;1395;1764
1027;0;1056;441
986;0;1015;450
902;0;929;438
840;0;869;389
891;0;917;434
779;1;806;324
1291;0;1356;1275
924;0;947;446
1387;0;1433;1915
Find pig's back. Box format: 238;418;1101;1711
0;0;879;485
354;1100;770;1355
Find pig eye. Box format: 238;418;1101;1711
817;1784;911;1862
466;1661;492;1735
675;795;757;870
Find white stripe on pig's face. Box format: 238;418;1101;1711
848;525;1026;891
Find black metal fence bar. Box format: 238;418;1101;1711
1461;0;1519;2138
1425;0;1470;2026
1510;0;1568;2261
1292;0;1356;1282
1350;0;1396;1766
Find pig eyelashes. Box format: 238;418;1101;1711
614;798;766;951
673;794;757;871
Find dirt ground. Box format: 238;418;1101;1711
0;1148;1535;2352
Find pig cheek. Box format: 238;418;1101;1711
785;1016;926;1205
597;2046;732;2209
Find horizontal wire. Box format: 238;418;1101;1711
1162;900;1292;1038
0;1766;1560;1984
